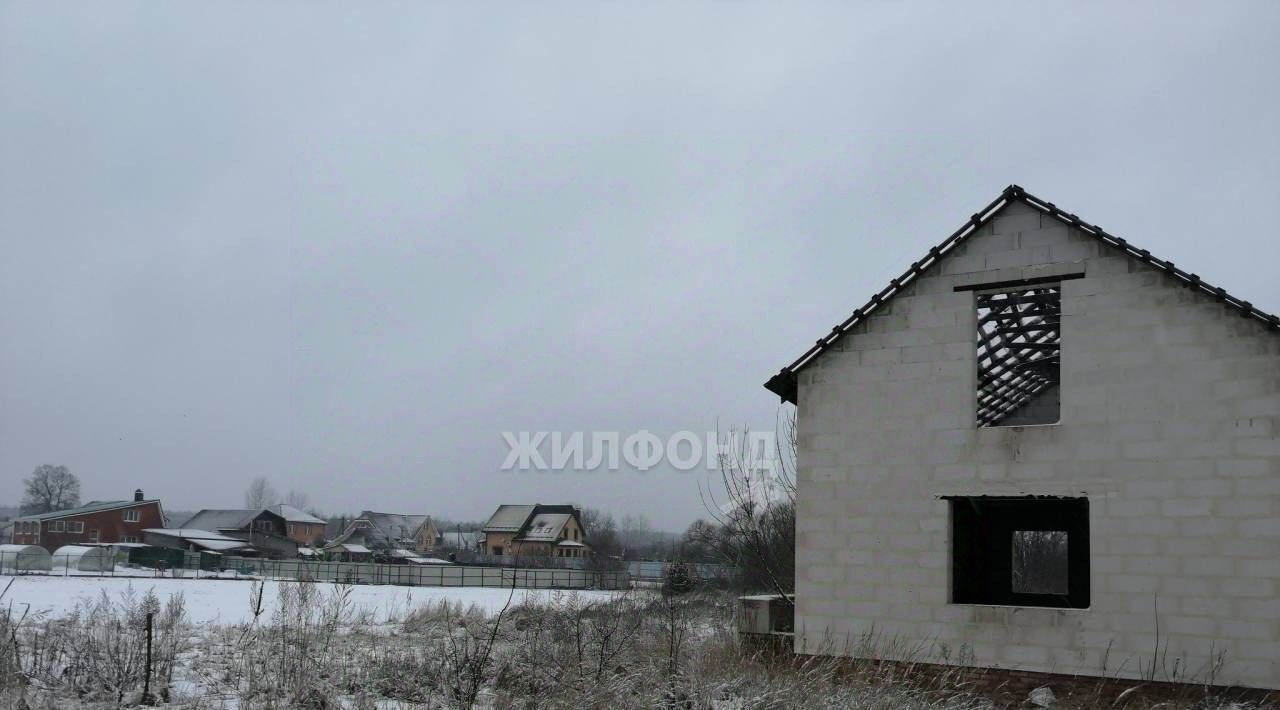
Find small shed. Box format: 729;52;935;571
52;545;115;572
323;542;372;562
0;544;53;572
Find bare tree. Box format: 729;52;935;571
618;514;651;560
21;464;81;514
284;489;309;510
696;412;796;600
244;477;278;510
579;507;619;559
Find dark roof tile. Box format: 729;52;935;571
765;185;1279;404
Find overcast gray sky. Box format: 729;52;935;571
2;2;1277;531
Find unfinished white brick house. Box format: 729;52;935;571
766;185;1280;689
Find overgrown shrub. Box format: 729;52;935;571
3;582;187;705
2;579;1273;709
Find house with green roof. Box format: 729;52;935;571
12;489;165;551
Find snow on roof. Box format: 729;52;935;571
556;539;586;547
144;528;243;542
297;547;319;556
271;505;326;525
189;538;251;552
180;509;273;531
408;557;451;565
359;512;430;537
519;513;571;542
341;544;371;554
482;504;536;532
331;512;431;548
17;499;158;522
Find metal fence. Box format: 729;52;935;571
450;553;736;581
626;560;735;582
215;556;628;589
0;549;629;590
458;552;589;569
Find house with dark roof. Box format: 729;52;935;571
325;511;439;560
770;186;1279;690
479;504;590;559
179;508;297;558
11;490;164;550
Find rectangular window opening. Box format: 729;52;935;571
950;496;1088;609
976;285;1061;427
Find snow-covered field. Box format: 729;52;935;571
0;573;621;624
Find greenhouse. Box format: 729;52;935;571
0;544;52;572
51;545;115;572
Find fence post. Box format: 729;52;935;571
141;610;155;705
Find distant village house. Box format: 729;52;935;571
10;489;164;550
178;508;299;558
479;504;590;558
272;504;327;546
325;511;440;562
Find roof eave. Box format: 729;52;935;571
764;371;798;405
762;184;1280;403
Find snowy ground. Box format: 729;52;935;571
0;573;621;624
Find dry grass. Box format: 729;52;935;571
0;579;1274;709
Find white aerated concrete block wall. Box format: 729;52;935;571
794;201;1280;688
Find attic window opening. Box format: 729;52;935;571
976;285;1061;427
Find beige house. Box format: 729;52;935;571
479;504;590;559
767;186;1279;690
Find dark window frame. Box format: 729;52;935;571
948;496;1090;609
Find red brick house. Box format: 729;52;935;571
11;489;165;551
271;504;328;546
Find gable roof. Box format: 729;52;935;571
481;504;583;542
17;499;161;522
518;512;572;542
271;504;325;525
360;511;432;539
764;184;1280;404
328;511;433;549
143;528;255;552
482;504;536;532
181;508;282;531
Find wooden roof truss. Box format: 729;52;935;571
976;285;1061;427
